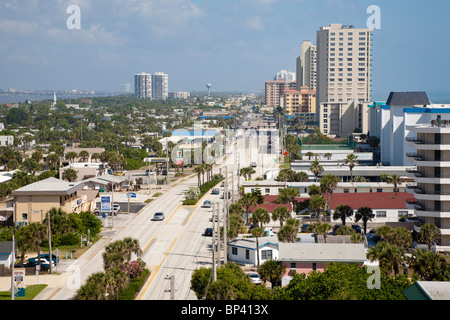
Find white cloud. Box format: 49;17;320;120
46;24;126;46
245;16;264;30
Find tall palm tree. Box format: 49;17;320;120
333;204;353;225
277;219;300;243
309;194;327;222
354;206;375;234
122;237;142;263
386;174;402;198
276;187;300;215
317;222;332;243
74;272;108;300
252;208;270;228
344;154;358;182
239;192;258;225
271;206;290;228
411;248;450;281
309;159;323;182
251;227;264;270
320;174;340;213
24;223;48;271
193;165;204;188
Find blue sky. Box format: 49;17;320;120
0;0;449;101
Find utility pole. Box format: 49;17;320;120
170;275;175;300
166;137;170;186
10;203;15;300
47;210;53;274
216;202;221;268
211;202;217;282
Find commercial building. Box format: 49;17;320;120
296;40;317;90
11;178;97;225
280;86;316;115
316;24;373;134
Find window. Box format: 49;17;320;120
265;188;270;194
246;249;250;260
344;188;350;193
232;247;238;255
312;263;317;271
22;213;28;221
377;188;383;192
376;211;387;217
261;250;273;260
290;263;296;269
398;211;409;217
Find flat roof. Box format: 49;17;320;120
12;177;85;196
279;243;366;263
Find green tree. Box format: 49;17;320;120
309;194;327;221
239;192;258;225
62;168;78;182
252;208;270;228
251;227;265;269
333;204;353;226
354;206;375;234
320;174;340;213
258;259;286;289
344;154;358;181
271;206;291;228
418;223;441;250
276;187;299;215
411;248;450;281
309;159;323;182
278;218;300;243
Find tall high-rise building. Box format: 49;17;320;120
316;24;373;135
296;40;317;90
134;73;152;99
152;72;169;100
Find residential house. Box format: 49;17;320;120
403;281;450;300
227;236;279;267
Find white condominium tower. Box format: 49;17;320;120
316;24;373;134
296;40;317;91
134;73;152;99
134;72;169;100
152;72;169;100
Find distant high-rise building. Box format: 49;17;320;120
121;83;132;93
296;40;317;91
316;24;373;136
264;80;297;108
134;73;152;99
152;72;169;100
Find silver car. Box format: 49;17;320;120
152;212;165;221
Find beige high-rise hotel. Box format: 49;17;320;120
316;24;373;137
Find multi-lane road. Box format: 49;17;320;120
52;119;280;300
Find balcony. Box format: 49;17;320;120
406;167;418;173
414;187;424;194
405;137;423;144
406;152;419;158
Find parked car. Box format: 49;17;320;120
247;273;263;285
204;228;213;236
211;188;220;195
301;224;311;233
202;200;212;208
351;224;362;234
152;212;165;221
28;258;55;271
28;254;59;265
251;162;257;168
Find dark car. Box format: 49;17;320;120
352;224;362;233
301;224;311;233
211;188;220;195
204;228;213;236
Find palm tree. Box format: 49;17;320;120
386;174;402;198
333;204;353;225
122;237;142;263
317;222;332;243
258;259;286;289
74;272;108;300
62;168;78;182
276;187;300;216
271;206;290;228
320;174;340;213
251;227;264;269
252;208;270;228
278;219;300;243
193;165;204;187
307;184;321;197
309;194;327;222
344;154;358;181
24;223;48;271
390;227;412;251
65;151;78;163
306;222;321;243
305;151;314;160
411;248;450;281
419;223;441;250
78;150;90;162
354;207;375;234
324;152;333;160
309;159;323;182
239;193;258;225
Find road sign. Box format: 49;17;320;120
127;192;137;198
14;269;25;287
101;196;111;212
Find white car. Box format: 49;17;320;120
247;273;263;285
